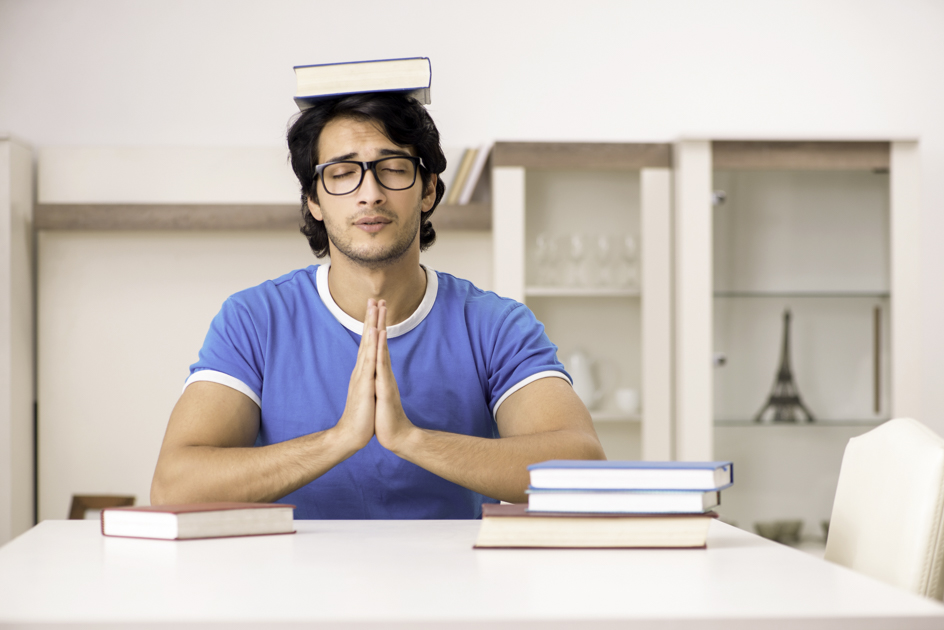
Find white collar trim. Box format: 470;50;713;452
316;264;438;338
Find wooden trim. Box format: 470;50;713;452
68;495;134;520
712;141;890;170
492;142;672;170
431;202;491;231
34;203;491;231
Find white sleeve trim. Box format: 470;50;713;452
184;370;261;408
491;370;573;418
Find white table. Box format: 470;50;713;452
1;519;943;629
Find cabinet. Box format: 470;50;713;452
491;143;673;460
674;139;921;532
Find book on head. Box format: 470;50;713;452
527;488;721;514
101;502;296;541
293;57;432;110
474;503;716;549
528;460;734;491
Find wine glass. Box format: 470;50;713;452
592;234;615;287
533;233;558;286
615;233;639;289
567;233;587;286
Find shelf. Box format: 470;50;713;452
591;411;640;423
526;286;640;298
712;141;890;171
715;419;888;427
492;142;671;170
714;291;890;299
34;202;492;231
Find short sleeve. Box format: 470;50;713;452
486;303;571;416
186;296;267;405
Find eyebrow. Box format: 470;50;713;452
323;148;413;163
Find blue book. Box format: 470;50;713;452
528;460;734;491
293;57;431;110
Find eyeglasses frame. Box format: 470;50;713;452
314;156;427;196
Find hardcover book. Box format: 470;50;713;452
474;503;715;549
101;502;296;540
294;57;432;110
527;488;721;514
528;460;734;491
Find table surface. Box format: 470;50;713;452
1;519;943;629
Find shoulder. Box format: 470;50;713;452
433;270;523;317
211;265;321;331
226;265;319;307
431;270;537;336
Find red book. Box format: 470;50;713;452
474;503;716;549
101;502;295;540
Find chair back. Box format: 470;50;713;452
824;417;944;599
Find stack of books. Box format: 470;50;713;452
474;460;733;549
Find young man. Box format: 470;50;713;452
150;92;605;518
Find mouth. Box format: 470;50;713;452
354;215;393;233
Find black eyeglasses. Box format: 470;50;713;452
314;156;426;196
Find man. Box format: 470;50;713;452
150;92;605;518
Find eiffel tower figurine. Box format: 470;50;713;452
754;309;815;423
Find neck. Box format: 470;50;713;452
325;249;427;327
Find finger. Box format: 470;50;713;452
361;298;376;337
376;328;398;399
377;328;389;371
364;319;379;377
355;300;375;365
377;300;387;331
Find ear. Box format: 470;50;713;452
421;173;438;212
307;196;324;221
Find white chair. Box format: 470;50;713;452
824;417;944;600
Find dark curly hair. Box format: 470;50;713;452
287;92;447;258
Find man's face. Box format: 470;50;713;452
307;116;436;268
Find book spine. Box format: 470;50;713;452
445;148;477;205
458;143;491;205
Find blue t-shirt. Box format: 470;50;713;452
186;264;570;519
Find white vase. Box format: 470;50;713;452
567;350;602;410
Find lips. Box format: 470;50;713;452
354;215;392;233
355;216;392;226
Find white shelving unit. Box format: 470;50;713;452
674;139;922;532
0;136;35;545
491;142;673;460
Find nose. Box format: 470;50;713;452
355;167;387;206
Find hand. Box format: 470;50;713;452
332;299;380;452
373;301;418;453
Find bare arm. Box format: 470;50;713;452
373;310;606;504
150;302;385;505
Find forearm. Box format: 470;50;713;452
150;426;358;505
393;427;605;504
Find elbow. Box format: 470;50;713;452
150;475;169;506
581;433;607;461
150;463;180;506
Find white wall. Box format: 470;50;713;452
3;0;944;518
